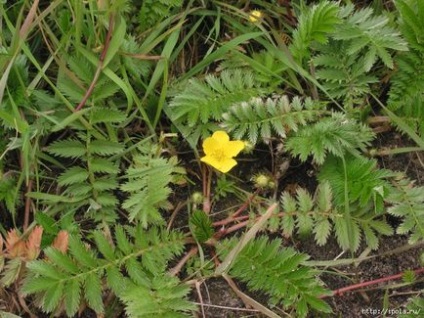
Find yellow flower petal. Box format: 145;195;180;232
211;130;230;143
202;155;237;173
217;158;238;173
201;131;244;173
200;155;220;169
202;136;220;156
224;140;245;157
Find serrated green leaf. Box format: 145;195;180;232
43;247;79;274
369;220;393;236
58;167;89;186
313;219;331;246
65;279;81;317
93;231;115;261
115;225;132;255
35;212;59;234
69;236;98;268
84;273;104;313
91;108;126;124
27;192;84;203
90;158;119;174
190;210;214;243
125;258;149;285
52;108;91;132
43;282;64;312
106;266;126;295
48;139;86;158
22;276;58;294
90;140;123;155
362;224;379;250
26;260;65;280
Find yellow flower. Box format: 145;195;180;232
201;131;245;173
248;10;263;23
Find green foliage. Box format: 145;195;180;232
399;297;424;317
290;1;341;63
388;0;424;135
57;54;120;104
317;155;395;251
280;178;394;251
219;50;288;87
138;0;183;31
318;155;394;208
29;107;126;223
167;69;272;146
313;40;378;104
22;225;186;316
285;113;375;165
190;210;214;243
2;0;424;316
0;175;19;216
120;275;195;317
214;175;237;200
290;1;407;106
1;55;28;115
35;109;126;224
280;182;336;245
121;143;185;227
333;4;408;71
387;176;424;244
217;236;332;318
121;36;153;80
222;95;325;144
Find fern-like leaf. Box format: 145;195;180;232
388;0;424;135
318;154;394;207
121;144;184;227
22;226;186;316
285;113;374;164
221;96;325;144
166;69;271;145
280;178;393;251
313;40;378;104
290;1;341;63
47;139;86;159
119;276;195;317
387;177;424;244
189;210;214;243
217;237;331;318
334;4;408;71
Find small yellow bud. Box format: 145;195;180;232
252;173;272;189
191;192;204;205
242;141;254;154
248;10;263;23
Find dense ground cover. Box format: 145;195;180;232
0;0;424;317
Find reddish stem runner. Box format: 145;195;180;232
213;189;260;227
322;267;424;298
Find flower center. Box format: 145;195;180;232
212;149;226;161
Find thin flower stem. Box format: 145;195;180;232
202;166;212;214
212;189;260;227
213;215;249;227
368;146;424;157
23;178;33;231
169;246;198;276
